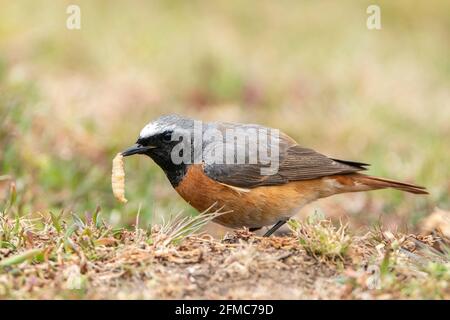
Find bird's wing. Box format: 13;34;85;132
202;124;369;188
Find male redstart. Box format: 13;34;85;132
122;114;427;236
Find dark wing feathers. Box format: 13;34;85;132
276;146;365;180
330;158;370;170
204;143;368;189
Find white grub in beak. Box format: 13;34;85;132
112;153;128;203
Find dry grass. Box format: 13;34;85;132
288;214;353;263
1;190;448;299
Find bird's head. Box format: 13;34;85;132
121;114;196;173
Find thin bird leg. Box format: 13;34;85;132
263;219;288;237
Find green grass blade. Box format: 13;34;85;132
0;248;43;267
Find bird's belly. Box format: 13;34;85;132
174;165;325;229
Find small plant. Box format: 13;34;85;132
151;205;227;248
288;214;352;262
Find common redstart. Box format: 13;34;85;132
122;114;427;236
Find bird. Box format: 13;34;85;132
121;114;428;237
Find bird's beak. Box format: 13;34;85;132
121;144;156;157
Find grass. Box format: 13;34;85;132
1;184;448;299
1;189;448;299
149;204;226;248
0;1;449;299
288;214;353;263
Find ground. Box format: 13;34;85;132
1;206;448;299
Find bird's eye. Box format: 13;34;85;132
162;131;172;143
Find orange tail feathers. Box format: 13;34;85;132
354;174;428;195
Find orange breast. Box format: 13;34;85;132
174;164;328;229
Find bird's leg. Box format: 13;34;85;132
263;219;288;237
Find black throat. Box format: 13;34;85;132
145;152;188;187
164;165;188;187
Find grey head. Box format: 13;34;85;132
121;114;199;185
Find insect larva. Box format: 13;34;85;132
112;153;128;203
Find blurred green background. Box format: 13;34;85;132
0;0;449;233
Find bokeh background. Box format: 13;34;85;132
1;1;449;234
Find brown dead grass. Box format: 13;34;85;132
1;210;449;300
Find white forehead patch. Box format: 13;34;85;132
139;121;176;139
140;122;160;138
